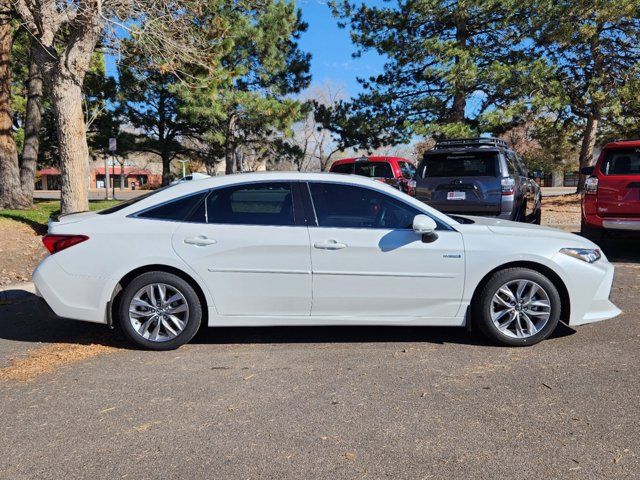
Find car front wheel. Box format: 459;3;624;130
473;268;561;346
118;271;202;350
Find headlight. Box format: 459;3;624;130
560;248;602;263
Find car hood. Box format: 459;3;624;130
457;215;598;248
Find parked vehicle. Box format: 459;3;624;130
34;172;619;350
414;138;541;223
581;139;640;241
330;156;417;195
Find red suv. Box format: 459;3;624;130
329;156;417;195
581;139;640;241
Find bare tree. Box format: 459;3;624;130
11;0;216;213
291;81;346;171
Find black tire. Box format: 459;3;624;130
580;218;604;245
118;271;202;350
472;268;561;347
533;205;542;225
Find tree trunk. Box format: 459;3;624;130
0;9;30;209
451;15;468;124
19;43;44;205
161;150;171;186
576;115;599;193
225;148;235;174
52;76;90;214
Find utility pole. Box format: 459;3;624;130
104;151;111;200
108;138;117;200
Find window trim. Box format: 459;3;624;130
303;180;455;232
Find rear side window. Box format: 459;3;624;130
207;182;295;226
602;149;640;175
136;191;207;222
418;152;499;178
399;161;416;179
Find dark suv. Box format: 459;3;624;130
414;138;541;223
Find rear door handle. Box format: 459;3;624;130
184;236;217;247
314;240;347;250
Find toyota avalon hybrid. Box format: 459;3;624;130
33;172;620;350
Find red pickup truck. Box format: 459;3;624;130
329;156;417;195
581;139;640;241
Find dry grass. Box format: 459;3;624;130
0;343;118;382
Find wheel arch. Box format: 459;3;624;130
110;264;209;327
470;261;571;324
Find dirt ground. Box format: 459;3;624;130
0;218;47;287
541;193;581;226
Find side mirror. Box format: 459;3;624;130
580;166;595;176
413;214;438;242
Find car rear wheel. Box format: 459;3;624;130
118;271;202;350
472;268;561;346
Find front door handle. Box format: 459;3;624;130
184;236;217;247
314;240;347;250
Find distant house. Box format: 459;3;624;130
37;161;162;190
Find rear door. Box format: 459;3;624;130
171;181;312;316
597;148;640;218
415;151;502;214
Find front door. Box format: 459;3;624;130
306;182;465;319
172;182;312;316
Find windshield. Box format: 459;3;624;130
418;151;499;178
332;161;394;179
602;148;640;175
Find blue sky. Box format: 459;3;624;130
296;0;385;97
105;0;386;100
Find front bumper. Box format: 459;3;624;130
553;252;622;326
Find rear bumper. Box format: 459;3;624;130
602;219;640;231
33;256;108;324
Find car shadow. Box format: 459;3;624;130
599;236;640;263
0;290;576;350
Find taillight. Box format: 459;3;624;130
584;176;598;194
501;177;515;195
42;234;89;254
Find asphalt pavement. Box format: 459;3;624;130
0;237;638;479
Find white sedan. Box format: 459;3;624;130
33;172;621;350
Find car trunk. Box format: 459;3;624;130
597;148;640;218
415;151;502;215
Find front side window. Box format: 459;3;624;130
602;149;640;175
309;182;422;229
136;191;207;222
207;182;295;226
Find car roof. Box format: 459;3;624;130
332;156;414;165
423;146;504;155
604;139;640;149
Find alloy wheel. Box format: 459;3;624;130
490;280;551;339
128;283;189;342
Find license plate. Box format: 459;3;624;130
447;191;466;200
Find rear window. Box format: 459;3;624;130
418;152;499;178
97;186;169;215
602;149;640;175
331;161;394;179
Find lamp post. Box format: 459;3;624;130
108;138;117;199
178;159;188;179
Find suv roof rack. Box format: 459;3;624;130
433;137;509;150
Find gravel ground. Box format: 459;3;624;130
541;194;581;227
0;218;47;287
0;237;638;479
